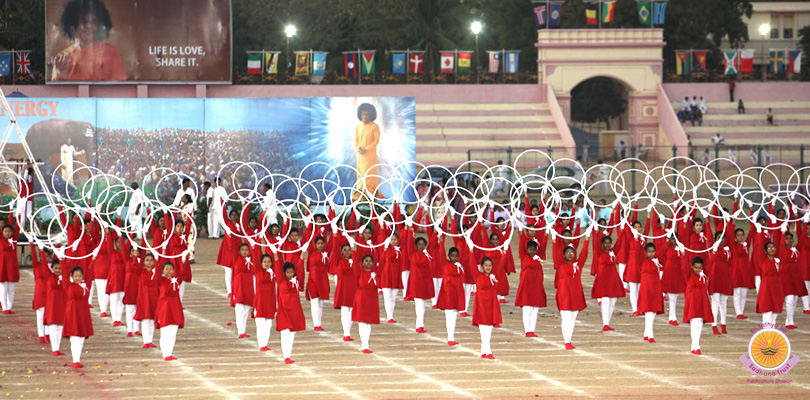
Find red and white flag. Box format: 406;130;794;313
440;52;454;73
409;53;423;73
739;50;754;73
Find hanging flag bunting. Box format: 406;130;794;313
769;50;785;73
637;2;651;24
392;53;406;74
14;51;31;74
295;52;310;75
549;2;562;27
247;53;262;74
312;53;326;76
440;52;454;74
505;52;519;74
344;53;357;78
409;53;423;73
654;2;667;25
488;52;500;73
602;1;616;23
265;52;279;74
740;50;754;73
723;51;738;75
361;52;375;74
675;51;691;75
534;5;546;26
788;50;802;73
693;50;707;73
585;2;598;25
457;52;471;74
0;53;11;77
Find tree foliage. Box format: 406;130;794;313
570;77;627;129
0;0;46;71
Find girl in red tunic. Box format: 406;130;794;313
31;243;53;342
408;236;434;333
473;257;501;359
380;234;404;322
0;221;20;314
334;241;360;340
134;254;159;348
156;262;184;361
121;237;142;337
45;259;66;356
515;240;546;337
707;232;732;335
757;242;784;325
450;214;477;317
254;254;277;351
624;218;648;316
219;208;242;297
660;235;687;326
778;232;806;329
729;222;755;319
352;254;380;353
104;232;126;328
683;257;713;355
638;243;664;343
276;262;306;364
437;247;465;345
554;233;590;350
591;234;625;331
63;266;93;368
232;244;256;338
306;236;330;331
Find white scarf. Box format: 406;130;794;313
454;261;464;274
488;273;498;285
290;276;300;290
171;277;179;290
572;262;580;276
393;246;400;259
245;256;253;270
774;258;781;272
698;270;707;284
423;250;432;261
368;271;377;285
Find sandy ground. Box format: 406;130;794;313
1;236;809;400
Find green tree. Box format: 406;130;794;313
799;25;810;79
570;77;627;130
0;0;46;72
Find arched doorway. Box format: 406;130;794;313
570;76;629;163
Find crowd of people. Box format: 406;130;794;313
677;96;707;126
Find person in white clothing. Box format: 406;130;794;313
127;182;147;239
211;178;228;238
203;181;215;238
261;183;278;225
173;178;196;212
59;138;85;185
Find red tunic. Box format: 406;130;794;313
352;269;380;324
123;256;142;305
379;246;403;289
779;246;808;296
482;248;510;296
729;240;755;289
660;246;686;294
407;251;435;300
333;254;360;308
106;238;126;294
682;271;714;323
275;276;306;332
622;234;646;284
436;262;466;311
163;216;192;283
472;272;502;326
155;277;184;328
253;263;277;319
707;248;733;295
44;274;67;326
92;233;112;279
281;241;306;292
637;258;664;314
306;250;331;300
0;230;20;283
590;250;626;299
218;207;243;269
555;246;589;311
514;255;547;307
31;247;50;310
231;255;256;306
134;268;159;321
756;258;784;313
63;283;93;337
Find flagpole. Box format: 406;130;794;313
651;1;654;28
599;0;602;30
11;49;15;86
358;49;362;85
546;0;550;29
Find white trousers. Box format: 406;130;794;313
733;287;749;316
432;278;442;306
522;306;539;333
445;310;457;341
755;276;761;294
141;319;155;344
690;318;703;351
644;312;655;339
382;288;397;321
280;329;295;359
802;281;810;310
600;297;617;326
207;210;219;238
310;298;324;327
126;304;140;333
762;311;777;325
618;263;628;289
785;295;797;326
560;310;578;343
0;282;16;311
256;318;273;348
462;283;474;313
628;282;640;313
49;325;63;352
95;279;109;313
224;267;233;295
179;282;186;302
160;325;179;358
401;271;410;298
109;292;124;322
235;303;251;335
359;322;372;350
414;298;426;329
341;306;353;337
87;281;95;306
36;307;47;337
667;293;679;322
710;293;729;326
129;214;144;239
479;324;493;355
70;336;85;363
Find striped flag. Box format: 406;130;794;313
488;52;500;73
534;5;546;26
247;53;261;74
505;52;519;73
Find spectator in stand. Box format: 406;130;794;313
763;145;773;165
766;108;774;126
737;99;745;114
711;133;725;147
690;96;698;115
728;148;738;164
618;141;627;160
701;149;711;165
692;109;703;127
597;160;610;195
682;97;690;113
750;147;759;166
728;81;736;102
698;96;708;115
687;136;695;161
582;143;590;165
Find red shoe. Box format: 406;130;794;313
525;332;537;337
1;310;7;314
149;343;157;348
227;293;232;299
259;346;270;352
378;290;383;295
606;325;615;331
361;349;373;354
100;312;108;318
597;299;602;306
284;358;295;364
459;312;469;317
113;321;124;327
602;325;611;331
72;362;84;369
633;311;641;317
648;338;656;343
494;324;501;328
404;297;413;301
89;304;94;308
415;327;427;333
134;331;142;336
498;299;508;304
721;325;728;334
238;334;250;338
736;314;748;319
127;332;133;337
52;351;60;356
142;343;152;348
470;292;475;296
5;310;13;314
164;356;177;361
624;288;630;293
313;326;324;331
643;336;649;341
804;310;810;315
481;354;486;358
564;343;575;350
448;341;459;346
669;320;679;326
432;305;438;309
786;325;797;329
387;319;397;323
39;337;45;343
712;326;721;335
484;354;495;360
45;335;50;343
343;336;353;341
693;349;702;355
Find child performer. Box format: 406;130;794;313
134;254;159;348
683;257;713;355
515;240;546;337
334;241;359;340
638;243;664;343
553;230;590;349
105;233;126;328
31;243;53;342
728;199;755;319
155;262;184;361
219;208;242;297
306;236;330;331
276;262;306;364
473;257;501;359
254;254;277;351
63;266;93;368
660;235;686;326
408;236;435;333
449;211;477;317
436;247;465;345
591;234;625;331
45;258;66;356
0;218;20;314
232;243;256;338
707;232;732;334
778;232;806;329
122;236;142;336
757;242;784;325
353;254;380;353
380;234;403;323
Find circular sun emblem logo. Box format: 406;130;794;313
748;328;791;371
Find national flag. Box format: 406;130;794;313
549;2;562;27
534;5;546;26
312;53;326;76
409;53;423;73
361;52;375;74
14;51;31;74
602;1;615;23
295;52;310;75
585;3;598;25
457;52;471;74
654;2;667;25
739;50;754;73
637;2;651;24
693;50;707;73
723;51;738;75
505;52;519;73
265;52;279;74
0;53;10;77
488;52;500;73
789;50;802;73
769;50;785;73
440;52;454;73
675;51;691;75
393;53;406;74
344;53;357;78
247;53;262;74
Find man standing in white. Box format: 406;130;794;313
204;181;215;238
60;138;85;184
127;182;147;239
210;178;228;238
173;178;197;211
261;182;278;225
493;160;509;196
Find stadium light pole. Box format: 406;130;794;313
286;25;296;74
471;21;482;84
759;23;769;81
